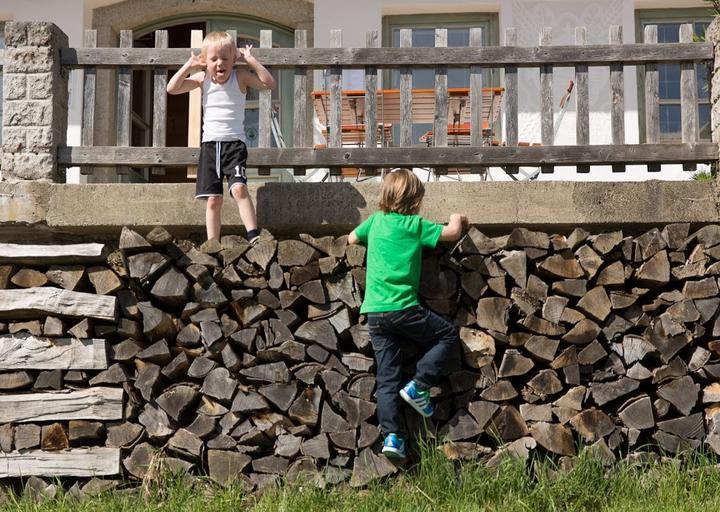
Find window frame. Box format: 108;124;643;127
381;13;500;146
635;8;713;143
382;13;499;86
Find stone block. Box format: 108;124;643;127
3;75;26;100
3;100;52;126
4;22;28;47
2;127;26;153
27;22;67;48
26;127;54;152
5;48;54;73
1;153;57;181
27;73;54;100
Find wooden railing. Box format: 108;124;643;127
43;25;720;176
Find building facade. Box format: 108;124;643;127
0;0;713;182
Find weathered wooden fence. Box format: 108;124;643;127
46;24;716;177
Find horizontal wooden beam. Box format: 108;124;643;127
60;43;711;69
0;288;118;321
0;448;120;478
0;334;108;370
59;143;717;168
0;387;124;423
0;242;107;265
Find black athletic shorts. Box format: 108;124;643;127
195;140;248;198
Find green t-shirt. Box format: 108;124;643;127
354;211;443;314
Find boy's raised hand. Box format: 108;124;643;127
185;50;205;72
450;213;468;228
237;44;255;63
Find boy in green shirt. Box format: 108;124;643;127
348;169;467;459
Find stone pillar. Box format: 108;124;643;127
2;22;69;182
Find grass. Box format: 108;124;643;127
3;446;720;512
692;170;715;182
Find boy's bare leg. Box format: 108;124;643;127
206;196;223;240
231;184;258;235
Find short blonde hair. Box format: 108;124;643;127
201;31;237;57
379;169;424;215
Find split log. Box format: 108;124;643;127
657;376;699;416
10;269;48;288
459;327;495;368
0;243;107;265
530;422;576;456
0;288;117;321
41;423;69;451
569;409;614;442
476;298;511;333
208;450;251;485
0;447;120;478
497;349;534;378
0;334;107;370
0;387;123;423
349;448;396;487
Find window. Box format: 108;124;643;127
382;14;499;145
637;9;712;141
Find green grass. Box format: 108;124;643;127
692;170;715;181
3;447;720;512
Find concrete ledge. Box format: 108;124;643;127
1;180;719;241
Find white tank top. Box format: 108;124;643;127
201;71;246;142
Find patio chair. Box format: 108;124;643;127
311;90;393;181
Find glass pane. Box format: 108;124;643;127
244;108;260;147
699;103;710;140
695;21;709;39
448;69;470;88
657;23;681;43
659;64;680;99
697;62;709;100
412;28;434;47
448;28;469;47
413;68;434;89
660;104;681;135
449;28;470;88
390;122;432;147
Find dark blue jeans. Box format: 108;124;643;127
367;305;459;437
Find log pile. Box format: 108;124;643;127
1;223;720;490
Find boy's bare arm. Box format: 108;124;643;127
438;214;468;242
167;52;205;95
237;45;276;91
348;230;360;245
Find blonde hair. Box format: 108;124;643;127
379;169;424;215
201;31;237;57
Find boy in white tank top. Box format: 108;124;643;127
167;31;275;244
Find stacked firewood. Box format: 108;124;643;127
1;223;720;490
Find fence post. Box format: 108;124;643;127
1;22;68;182
706;17;720;175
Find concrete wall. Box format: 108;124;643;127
1;180;719;243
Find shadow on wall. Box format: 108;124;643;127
256;182;370;235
